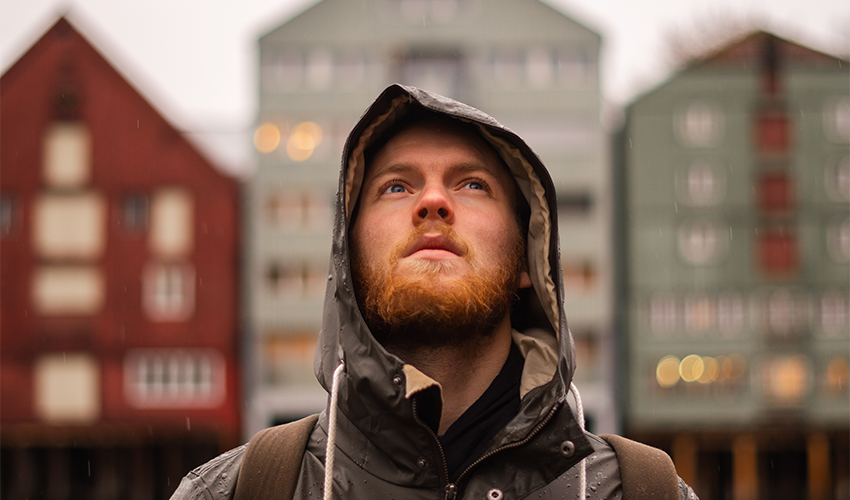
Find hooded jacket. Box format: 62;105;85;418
171;85;698;500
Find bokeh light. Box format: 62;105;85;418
254;123;281;153
656;355;681;388
680;354;704;383
286;122;323;161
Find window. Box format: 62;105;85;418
34;353;100;423
122;193;149;232
124;349;225;408
336;51;365;89
824;97;850;143
754;113;790;153
149;188;193;257
491;50;523;89
143;262;195;321
266;263;326;299
558;191;594;217
759;355;809;406
33;193;106;259
678;160;725;206
556;49;589;85
650;295;678;335
684;295;715;334
305;49;333;90
820;291;848;338
263;50;303;90
761;290;808;338
757;228;797;274
678;220;727;265
263;335;318;386
43;122;91;188
826;217;850;263
756;170;794;212
676;102;723;147
824;357;849;396
266;191;332;230
562;261;596;293
32;266;104;315
825;155;850;202
0;194;14;237
526;47;553;88
718;293;744;337
400;53;462;100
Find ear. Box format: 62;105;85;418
519;270;532;289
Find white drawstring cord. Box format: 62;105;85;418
569;382;587;500
323;360;345;500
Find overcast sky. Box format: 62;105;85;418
1;0;848;132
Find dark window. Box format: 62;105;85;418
0;195;13;237
756;171;794;212
755;114;790;153
122;194;149;232
757;229;797;274
558;191;594;216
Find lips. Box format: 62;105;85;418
406;234;464;257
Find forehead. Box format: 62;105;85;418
365;119;514;187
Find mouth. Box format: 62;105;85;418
405;234;463;259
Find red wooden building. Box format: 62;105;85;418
1;17;240;499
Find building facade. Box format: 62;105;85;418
616;32;849;500
0;18;241;499
246;0;614;437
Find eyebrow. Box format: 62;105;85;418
370;160;502;180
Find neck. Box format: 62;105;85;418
391;315;514;435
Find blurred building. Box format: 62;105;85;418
246;0;614;437
0;18;241;499
615;31;849;500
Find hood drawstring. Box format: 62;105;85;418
324;360;345;500
569;383;587;500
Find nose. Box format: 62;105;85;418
413;185;454;224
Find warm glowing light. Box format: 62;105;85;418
765;355;808;402
680;354;704;383
254;123;281;153
698;356;719;384
287;122;323;161
656;356;681;388
826;357;849;394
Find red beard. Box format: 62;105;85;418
352;222;525;353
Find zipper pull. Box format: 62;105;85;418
445;483;458;500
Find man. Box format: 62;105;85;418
172;85;698;500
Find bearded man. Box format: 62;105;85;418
172;85;699;500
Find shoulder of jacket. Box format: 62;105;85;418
168;444;247;500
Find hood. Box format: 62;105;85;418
315;84;579;449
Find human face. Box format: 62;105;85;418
350;121;531;347
352;122;529;288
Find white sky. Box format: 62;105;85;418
1;0;847;132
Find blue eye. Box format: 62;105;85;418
384;184;406;194
464;181;485;190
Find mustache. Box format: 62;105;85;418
391;223;471;262
390;222;472;262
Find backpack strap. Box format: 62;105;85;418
599;434;679;500
234;414;320;500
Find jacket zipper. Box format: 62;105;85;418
413;398;562;500
411;398;453;500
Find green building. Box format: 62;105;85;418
616;31;849;500
245;0;615;440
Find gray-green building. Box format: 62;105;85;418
616;31;849;500
245;0;615;440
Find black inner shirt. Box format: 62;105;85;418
436;343;524;482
